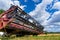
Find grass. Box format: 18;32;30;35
0;34;60;40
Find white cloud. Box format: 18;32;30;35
0;0;26;10
54;22;60;25
44;11;60;32
29;0;52;32
0;0;60;32
44;1;60;32
13;1;20;6
47;11;60;24
0;0;13;10
52;2;60;10
29;0;53;23
13;0;26;10
29;0;60;32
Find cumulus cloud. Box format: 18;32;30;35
48;11;60;24
29;0;60;32
0;0;26;10
0;0;60;32
44;0;60;32
44;25;60;32
29;0;53;23
29;0;52;32
44;11;60;32
52;2;60;10
0;0;13;10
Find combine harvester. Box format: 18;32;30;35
0;5;44;36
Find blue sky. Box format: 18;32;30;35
20;0;60;32
19;0;42;13
18;0;59;13
0;0;60;32
19;0;58;13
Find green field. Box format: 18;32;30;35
0;34;60;40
